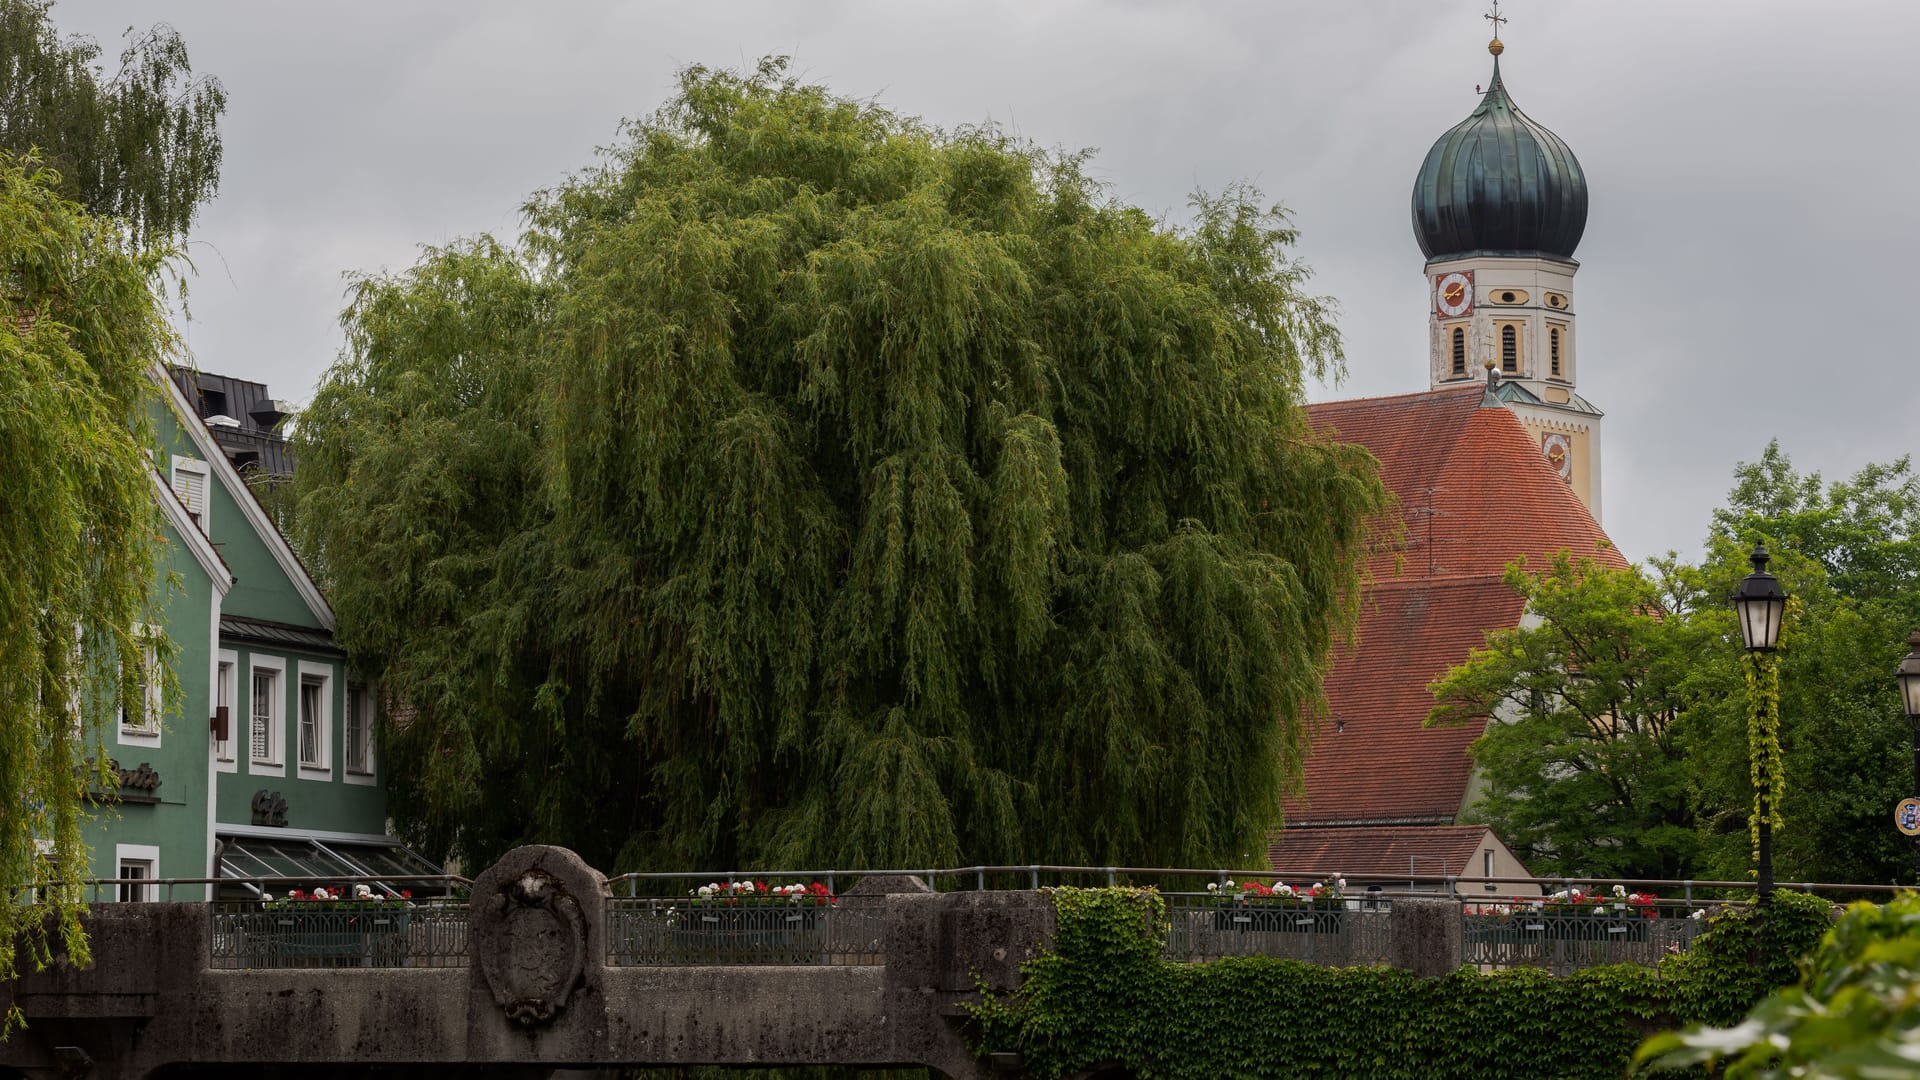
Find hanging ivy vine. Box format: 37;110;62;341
1745;650;1785;860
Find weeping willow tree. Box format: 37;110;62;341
0;0;226;248
0;153;177;1029
295;58;1387;873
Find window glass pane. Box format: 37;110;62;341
214;662;233;759
252;672;274;761
346;687;369;772
299;679;321;765
118;860;151;903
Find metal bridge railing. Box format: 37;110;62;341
1164;892;1393;965
1459;898;1710;975
209;901;471;969
605;898;886;966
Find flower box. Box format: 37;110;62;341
1212;906;1345;935
668;907;824;960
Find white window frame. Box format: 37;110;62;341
117;624;162;746
170;455;212;532
296;661;333;779
213;649;239;771
247;655;286;777
344;683;377;784
115;843;159;903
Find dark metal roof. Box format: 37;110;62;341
168;366;297;479
1411;56;1588;262
219;614;342;655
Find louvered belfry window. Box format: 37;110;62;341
1451;327;1466;375
1501;325;1518;373
1550;327;1563;376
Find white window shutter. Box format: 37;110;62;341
171;458;210;530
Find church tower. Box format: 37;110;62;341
1411;20;1604;519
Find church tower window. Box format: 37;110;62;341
1549;326;1563;377
1500;324;1519;373
1451;327;1466;375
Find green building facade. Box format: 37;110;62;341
85;372;429;900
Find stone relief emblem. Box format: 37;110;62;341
475;867;588;1027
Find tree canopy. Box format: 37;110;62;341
0;153;178;1027
293;59;1388;873
0;0;225;247
1431;447;1920;886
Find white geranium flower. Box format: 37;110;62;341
698;885;714;897
1612;885;1627;899
354;884;374;900
260;893;273;903
1207;882;1219;893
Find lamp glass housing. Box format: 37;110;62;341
1897;633;1920;719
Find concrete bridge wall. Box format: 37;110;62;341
1;847;1465;1079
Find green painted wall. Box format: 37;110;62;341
83;512;217;899
212;640;386;837
151;401;316;628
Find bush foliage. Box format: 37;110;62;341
970;887;1832;1079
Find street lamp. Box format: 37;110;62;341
1731;543;1787;904
1896;631;1920;879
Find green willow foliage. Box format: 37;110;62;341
970;887;1833;1079
0;0;226;248
294;60;1387;873
0;153;177;1027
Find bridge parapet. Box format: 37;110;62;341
10;854;1847;1078
2;846;1057;1080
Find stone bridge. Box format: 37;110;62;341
0;846;1468;1079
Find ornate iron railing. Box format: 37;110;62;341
1164;894;1393;965
605;899;887;966
1459;901;1708;974
209;902;470;969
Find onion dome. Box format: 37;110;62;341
1411;47;1587;262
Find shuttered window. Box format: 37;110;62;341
1450;327;1466;375
1501;325;1519;373
171;457;211;531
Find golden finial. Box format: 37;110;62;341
1485;1;1507;55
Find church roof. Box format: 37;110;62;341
1268;823;1497;880
1285;387;1626;827
1411;54;1588;262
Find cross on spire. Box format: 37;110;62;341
1485;0;1507;39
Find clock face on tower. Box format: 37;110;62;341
1542;432;1572;482
1435;271;1474;318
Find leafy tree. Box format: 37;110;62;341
1429;447;1920;887
1428;554;1708;879
293;59;1388;873
1714;440;1920;616
0;154;179;1030
0;0;226;246
1680;542;1917;888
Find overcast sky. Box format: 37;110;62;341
62;0;1920;564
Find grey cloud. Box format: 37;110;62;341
62;0;1920;563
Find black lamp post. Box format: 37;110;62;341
1896;631;1920;880
1731;543;1787;904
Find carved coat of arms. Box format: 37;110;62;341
474;868;588;1026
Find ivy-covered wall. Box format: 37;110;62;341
970;888;1832;1079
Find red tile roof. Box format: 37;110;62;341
1268;824;1495;879
1285;387;1627;828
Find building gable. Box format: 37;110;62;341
152;369;333;630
